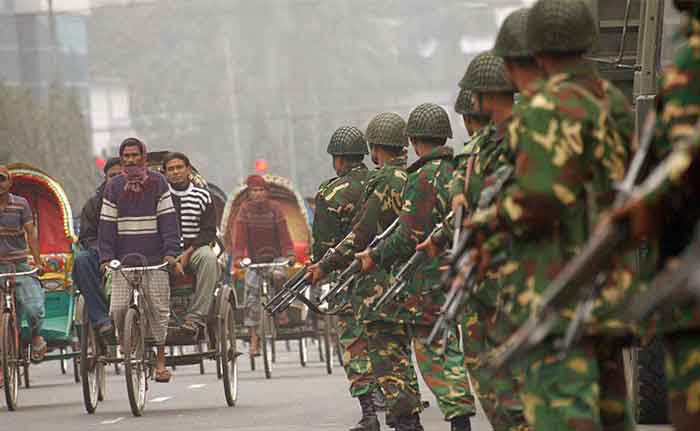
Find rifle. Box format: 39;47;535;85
317;217;402;308
451;151;476;253
486;111;661;371
264;247;336;314
624;223;700;322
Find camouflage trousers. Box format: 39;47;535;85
462;314;530;431
337;312;377;398
366;320;476;420
520;337;634;431
664;331;700;431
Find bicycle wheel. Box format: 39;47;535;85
80;307;100;414
261;310;272;379
2;313;20;411
123;308;147;417
218;291;238;406
298;338;308;367
323;315;334;375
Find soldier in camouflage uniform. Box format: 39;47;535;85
308;113;414;431
356;103;476;431
311;126;376;431
466;1;637;429
609;1;700;429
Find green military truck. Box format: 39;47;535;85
588;0;680;424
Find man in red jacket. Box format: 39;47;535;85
231;175;295;356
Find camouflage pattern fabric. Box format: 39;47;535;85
370;145;455;325
337;312;377;397
311;163;370;262
519;338;633;431
311;162;372;397
663;332;700;429
319;156;407;321
366;320;423;418
366;321;475;420
632;10;700;428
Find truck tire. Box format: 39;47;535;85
636;337;669;425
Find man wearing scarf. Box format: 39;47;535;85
98;138;181;383
230;175;295;356
73;157;121;339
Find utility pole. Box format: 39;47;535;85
222;25;245;185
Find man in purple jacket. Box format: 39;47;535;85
98;137;181;383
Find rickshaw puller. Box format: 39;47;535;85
0;165;47;363
162;152;220;335
230;174;296;356
73;157;122;339
98;138;182;383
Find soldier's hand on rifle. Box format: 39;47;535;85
416;235;441;259
451;193;467;213
308;263;325;284
606;198;658;241
355;250;375;273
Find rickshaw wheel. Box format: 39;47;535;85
218;290;238;406
261;310;273;379
298;338;308;367
80;310;101;414
123;308;147;417
198;343;206;375
323;315;334;375
2;313;20;411
60;348;68;374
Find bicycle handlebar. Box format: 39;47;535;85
239;258;290;270
108;260;169;273
0;267;39;279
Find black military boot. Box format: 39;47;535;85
394;414;423;431
349;394;380;431
450;415;471;431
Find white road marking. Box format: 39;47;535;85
150;396;173;403
100;417;125;425
188;384;206;389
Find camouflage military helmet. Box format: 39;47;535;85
454;88;474;115
527;0;597;55
405;103;453;139
327;126;369;156
460;51;514;93
365;112;408;147
493;8;532;59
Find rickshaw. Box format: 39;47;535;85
79;153;238;417
222;175;342;378
1;164;79;411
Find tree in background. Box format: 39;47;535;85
0;82;99;210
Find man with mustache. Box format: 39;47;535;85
98;138;181;382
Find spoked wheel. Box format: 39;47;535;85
123;308;147;417
2;313;20;411
218;291;239;407
299;338;308;367
323;315;334;375
198;343;206;375
80;310;103;414
60;348;68;374
260;312;273;379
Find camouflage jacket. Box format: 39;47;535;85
319;156;407;320
637;14;700;334
482;62;638;336
431;124;495;247
370;146;454;324
311;163;370;262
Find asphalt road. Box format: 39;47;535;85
1;340;671;431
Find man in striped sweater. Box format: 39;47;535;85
99;138;181;382
162;152;220;335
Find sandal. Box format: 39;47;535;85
180;320;199;337
154;368;172;383
31;338;48;363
